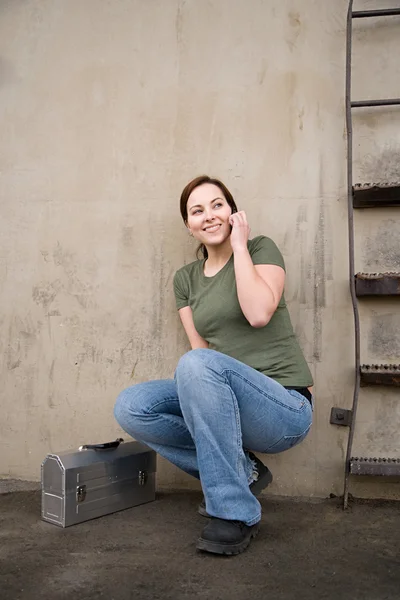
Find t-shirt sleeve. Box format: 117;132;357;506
249;236;286;271
173;269;189;310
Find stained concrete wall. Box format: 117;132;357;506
0;0;399;499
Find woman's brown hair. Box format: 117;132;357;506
179;175;238;259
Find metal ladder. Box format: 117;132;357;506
331;2;400;508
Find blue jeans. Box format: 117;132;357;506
114;349;313;526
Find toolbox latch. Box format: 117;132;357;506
138;471;147;486
76;485;87;502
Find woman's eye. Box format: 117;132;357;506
193;209;202;215
214;203;222;208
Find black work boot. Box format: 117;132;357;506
248;452;273;495
197;518;260;555
198;452;272;517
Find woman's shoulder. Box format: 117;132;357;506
174;259;202;281
248;235;285;268
248;234;279;251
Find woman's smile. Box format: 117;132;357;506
203;224;222;233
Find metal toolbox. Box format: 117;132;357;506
41;438;156;527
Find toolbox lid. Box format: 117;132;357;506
42;440;155;470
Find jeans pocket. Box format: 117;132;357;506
264;424;312;455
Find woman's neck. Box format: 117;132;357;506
203;238;233;273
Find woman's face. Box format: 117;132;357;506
186;183;233;248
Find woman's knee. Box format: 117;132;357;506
114;384;148;429
114;379;177;431
176;348;215;380
114;387;134;428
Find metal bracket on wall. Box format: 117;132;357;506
330;408;353;427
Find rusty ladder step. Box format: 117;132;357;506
350;457;400;477
355;272;400;296
360;364;400;387
353;182;400;208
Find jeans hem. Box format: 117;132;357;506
245;513;262;527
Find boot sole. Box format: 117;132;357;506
196;523;260;555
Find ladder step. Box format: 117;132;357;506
352;98;400;108
360;364;400;387
352;9;400;19
350;457;400;477
355;272;400;296
353;182;400;208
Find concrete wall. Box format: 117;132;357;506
0;0;399;499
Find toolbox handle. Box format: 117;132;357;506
79;438;124;451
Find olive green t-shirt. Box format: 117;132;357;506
173;235;313;387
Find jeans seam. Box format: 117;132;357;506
195;357;307;413
217;370;244;476
128;410;193;441
222;369;308;413
264;423;312;453
141;396;179;415
187;353;312;414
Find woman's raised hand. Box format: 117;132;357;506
229;211;250;252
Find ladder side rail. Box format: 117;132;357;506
343;0;362;510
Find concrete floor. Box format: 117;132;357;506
1;483;399;600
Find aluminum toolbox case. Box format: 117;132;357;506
41;439;156;527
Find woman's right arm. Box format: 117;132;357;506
178;306;209;349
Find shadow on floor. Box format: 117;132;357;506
0;486;399;600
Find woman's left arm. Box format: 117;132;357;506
230;212;285;328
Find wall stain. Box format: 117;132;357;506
176;0;185;46
289;11;301;28
150;220;168;362
52;241;96;309
6;322;20;371
287;11;302;52
130;358;139;380
49;359;55;383
295;204;309;305
20;330;36;339
369;315;400;359
359;147;400;184
115;338;137;379
117;224;135;269
258;59;268;85
281;70;298;159
121;226;133;248
312;157;330;362
298;107;304;131
364;397;399;455
363;219;400;272
40;250;51;263
315;211;326;310
48;359;55;408
32;280;62;310
6;318;41;374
